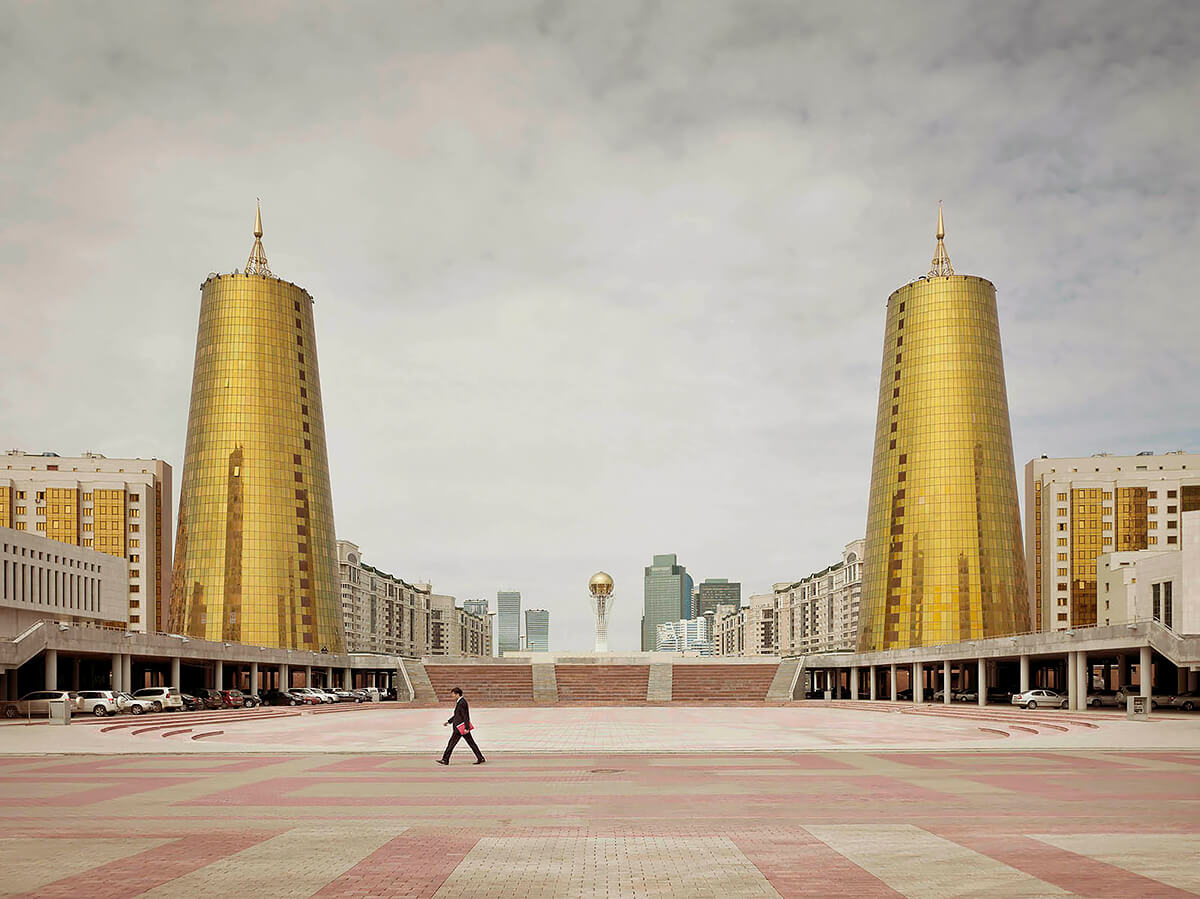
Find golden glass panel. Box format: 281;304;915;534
858;274;1030;651
168;272;344;651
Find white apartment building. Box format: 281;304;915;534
1025;452;1200;632
1096;510;1200;635
337;540;430;656
1;528;129;636
713;594;778;657
774;539;864;656
0;451;172;634
655;617;713;654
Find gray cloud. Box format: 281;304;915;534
1;1;1197;650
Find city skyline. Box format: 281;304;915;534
3;4;1199;651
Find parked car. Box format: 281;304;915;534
1114;686;1170;709
1086;690;1120;708
219;689;246;708
328;687;357;702
191;689;227;710
260;689;301;707
314;689;341;703
115;691;155;715
75;690;120;717
895;689;913;701
292;688;330;704
1011;689;1067;710
3;690;78;718
954;690;979;703
240;693;261;709
360;687;382;703
1164;691;1199;712
986;689;1013;704
132;687;184;712
180;693;205;711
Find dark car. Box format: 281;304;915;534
896;689;913;701
219;689;246;708
180;693;205;711
192;689;226;710
241;693;261;709
986;689;1013;704
260;689;302;707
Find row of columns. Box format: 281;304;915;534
817;646;1161;708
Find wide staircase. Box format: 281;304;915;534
554;664;650;702
671;663;781;702
424;664;534;704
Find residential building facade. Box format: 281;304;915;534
0;450;171;634
642;553;688;651
429;593;492;657
858;209;1030;651
497;590;521;656
1025;452;1200;631
524;608;549;652
713;594;778;657
775;539;864;656
1;528;129;636
336;541;430;656
696;578;741;634
462;598;488;618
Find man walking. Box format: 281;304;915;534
437;686;485;765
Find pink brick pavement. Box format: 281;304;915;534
0;749;1195;896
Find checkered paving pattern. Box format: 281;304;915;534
0;749;1197;897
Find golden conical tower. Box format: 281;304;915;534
169;205;344;651
857;207;1030;651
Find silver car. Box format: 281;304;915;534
1011;689;1067;710
3;690;78;718
75;690;121;717
1164;692;1199;712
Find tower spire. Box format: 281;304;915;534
245;199;272;276
928;200;954;277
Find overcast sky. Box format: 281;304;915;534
2;2;1198;651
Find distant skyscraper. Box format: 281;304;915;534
858;206;1029;652
696;579;741;620
683;572;695;618
525;608;549;652
170;205;343;651
497;590;521;655
642;553;687;651
462;598;489;618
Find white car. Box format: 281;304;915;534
293;688;334;704
75;690;121;717
132;687;185;712
1011;689;1068;710
116;692;155;715
3;690;78;718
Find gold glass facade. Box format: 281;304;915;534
169;267;344;651
858;272;1030;651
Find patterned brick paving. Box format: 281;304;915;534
0;748;1196;896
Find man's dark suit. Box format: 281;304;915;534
442;695;484;763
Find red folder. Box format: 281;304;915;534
456;722;474;735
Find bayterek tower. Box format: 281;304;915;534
588;572;614;653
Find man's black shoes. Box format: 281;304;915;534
435;759;449;765
473;758;486;765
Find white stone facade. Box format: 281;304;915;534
1;527;129;636
774;539;864;656
1097;511;1200;635
429;593;492;658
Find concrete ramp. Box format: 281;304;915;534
766;658;800;701
402;659;437;702
647;663;673;701
532;664;558;703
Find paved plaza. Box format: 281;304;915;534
1;705;1198;896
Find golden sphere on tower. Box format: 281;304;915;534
588;571;614;596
